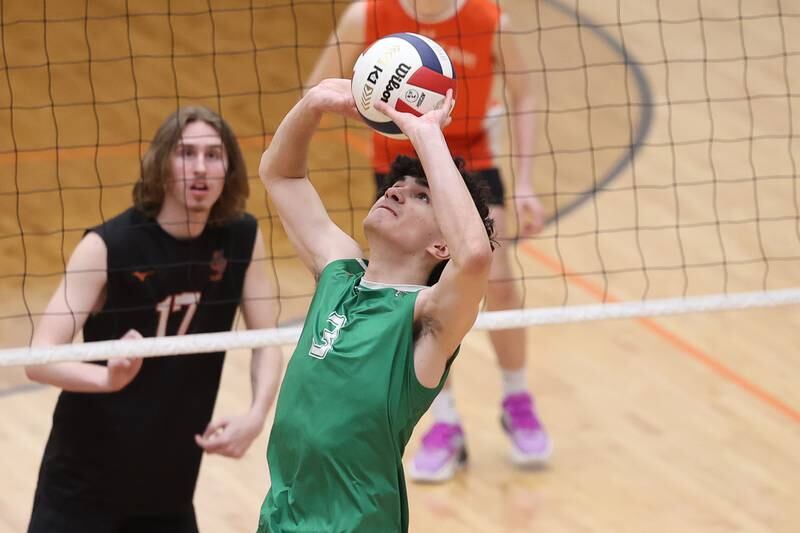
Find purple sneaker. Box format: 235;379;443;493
408;422;467;482
501;392;552;466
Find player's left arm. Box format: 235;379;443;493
195;228;283;458
495;13;544;236
375;94;493;388
259;80;364;277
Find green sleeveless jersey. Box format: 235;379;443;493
258;259;454;533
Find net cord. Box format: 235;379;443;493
1;288;797;366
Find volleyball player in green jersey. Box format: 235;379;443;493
256;79;495;532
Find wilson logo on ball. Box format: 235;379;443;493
380;63;412;103
351;32;457;139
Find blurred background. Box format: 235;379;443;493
0;1;798;531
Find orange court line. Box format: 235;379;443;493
519;241;800;424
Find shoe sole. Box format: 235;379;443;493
408;447;468;483
501;416;553;468
510;439;553;467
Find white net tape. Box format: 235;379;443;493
1;288;798;367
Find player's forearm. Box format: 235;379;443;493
25;361;110;393
259;95;323;184
410;128;492;267
247;346;283;424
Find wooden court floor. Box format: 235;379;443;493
1;0;799;531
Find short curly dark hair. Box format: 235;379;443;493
376;155;496;285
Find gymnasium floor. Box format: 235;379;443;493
1;0;798;531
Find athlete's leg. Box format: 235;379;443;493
486;181;552;466
485;204;526;372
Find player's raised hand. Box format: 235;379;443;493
374;89;453;137
515;187;545;237
307;78;360;120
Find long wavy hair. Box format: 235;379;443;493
133;106;249;224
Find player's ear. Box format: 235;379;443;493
427;241;450;261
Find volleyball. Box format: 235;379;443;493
351;32;457;139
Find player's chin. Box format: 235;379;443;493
184;200;215;214
364;208;396;228
186;193;221;211
364;205;381;220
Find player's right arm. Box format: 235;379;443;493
24;232;143;392
304;2;366;89
259;79;364;277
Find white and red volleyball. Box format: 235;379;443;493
351;32;457;139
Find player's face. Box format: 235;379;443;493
167;121;228;214
365;176;441;251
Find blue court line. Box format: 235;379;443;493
0;1;653;401
539;0;654;226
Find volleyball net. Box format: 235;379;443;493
0;0;798;365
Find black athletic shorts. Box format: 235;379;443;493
375;167;505;206
27;494;199;533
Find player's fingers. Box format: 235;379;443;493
195;434;219;451
109;357;131;369
373;99;398;119
201;418;229;439
442;89;453;111
121;329;143;340
207;436;230;451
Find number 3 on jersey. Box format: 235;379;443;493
156;292;201;337
309;312;346;359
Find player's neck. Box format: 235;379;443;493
156;206;209;239
398;0;467;23
364;253;431;287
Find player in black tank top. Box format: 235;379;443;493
25;108;283;533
